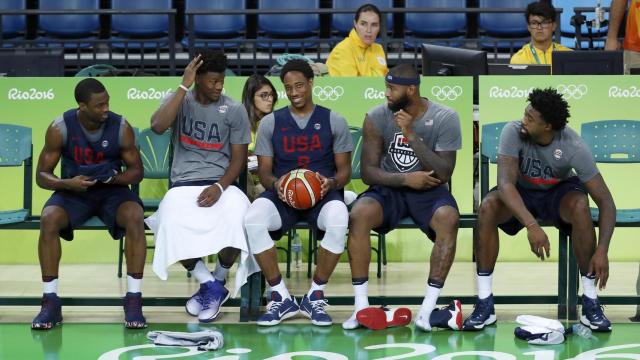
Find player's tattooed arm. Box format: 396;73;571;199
360;115;405;187
406;133;456;183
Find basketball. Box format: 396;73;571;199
279;169;322;210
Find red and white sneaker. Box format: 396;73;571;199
356;306;412;330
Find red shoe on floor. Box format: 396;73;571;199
356;306;412;330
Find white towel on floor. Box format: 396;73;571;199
147;330;223;351
145;185;260;297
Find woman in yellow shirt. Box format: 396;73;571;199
327;3;388;76
510;0;571;65
241;74;278;200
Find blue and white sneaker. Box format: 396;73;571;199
430;300;463;330
300;290;332;326
463;294;497;331
257;291;300;326
186;279;227;317
580;296;612;332
123;292;147;329
198;280;230;323
31;293;63;330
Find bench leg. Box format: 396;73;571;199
117;236;124;278
568;237;579;320
557;231;568;320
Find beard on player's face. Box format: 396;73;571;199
388;93;410;112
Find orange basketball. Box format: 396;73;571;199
280;169;322;210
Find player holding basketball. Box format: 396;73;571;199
244;60;353;326
33;78;147;329
463;88;615;332
343;64;463;332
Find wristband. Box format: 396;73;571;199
525;222;537;229
214;182;224;193
178;84;189;92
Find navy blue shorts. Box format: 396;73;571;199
259;189;344;240
359;185;459;241
43;185;143;241
496;176;587;235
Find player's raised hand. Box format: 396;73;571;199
181;54;203;89
526;224;550;260
403;170;441;190
394;109;414;136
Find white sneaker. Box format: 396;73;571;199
342;311;361;330
415;312;432;332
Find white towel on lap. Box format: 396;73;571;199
145;185;260;297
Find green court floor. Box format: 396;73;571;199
1;322;639;359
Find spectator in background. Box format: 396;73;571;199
606;0;640;74
242;74;278;200
327;3;388;76
510;0;571;65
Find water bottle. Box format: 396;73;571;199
292;233;302;269
570;323;596;339
594;1;603;31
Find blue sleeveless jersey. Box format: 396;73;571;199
61;109;123;179
271;105;335;178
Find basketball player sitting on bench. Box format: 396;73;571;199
243;60;353;326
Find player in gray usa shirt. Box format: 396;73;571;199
464;88;616;332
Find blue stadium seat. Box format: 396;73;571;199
479;0;530;50
37;0;100;49
331;0;394;37
111;0;171;50
404;0;467;48
182;0;246;50
0;0;26;48
257;0;320;50
557;0;609;49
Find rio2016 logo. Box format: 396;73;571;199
364;87;385;100
127;87;173;100
488;86;535;99
556;84;588;100
7;88;55;100
431;86;463;101
313;86;344;101
608;85;640;98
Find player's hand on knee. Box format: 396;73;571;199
64;175;97;192
588;248;609;290
197;184;222;207
403;171;441;190
527;224;550;260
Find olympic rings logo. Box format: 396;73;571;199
431;86;463;101
556;84;588;100
313;86;344;101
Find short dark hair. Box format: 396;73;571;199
74;78;106;104
280;59;314;81
528;87;570;130
525;0;556;22
355;3;381;23
195;48;227;75
388;63;419;79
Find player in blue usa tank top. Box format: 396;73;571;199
244;60;354;326
33;78;146;330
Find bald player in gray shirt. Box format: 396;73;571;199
464;88;615;333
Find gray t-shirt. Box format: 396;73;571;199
53;114;126;145
367;99;462;173
498;121;599;190
162;92;251;183
254;106;353;157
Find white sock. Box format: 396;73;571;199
43;279;58;294
271;278;291;300
192;260;214;284
353;281;369;311
477;272;493;299
582;275;598;299
307;280;326;297
127;275;142;293
212;258;231;282
419;283;442;318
